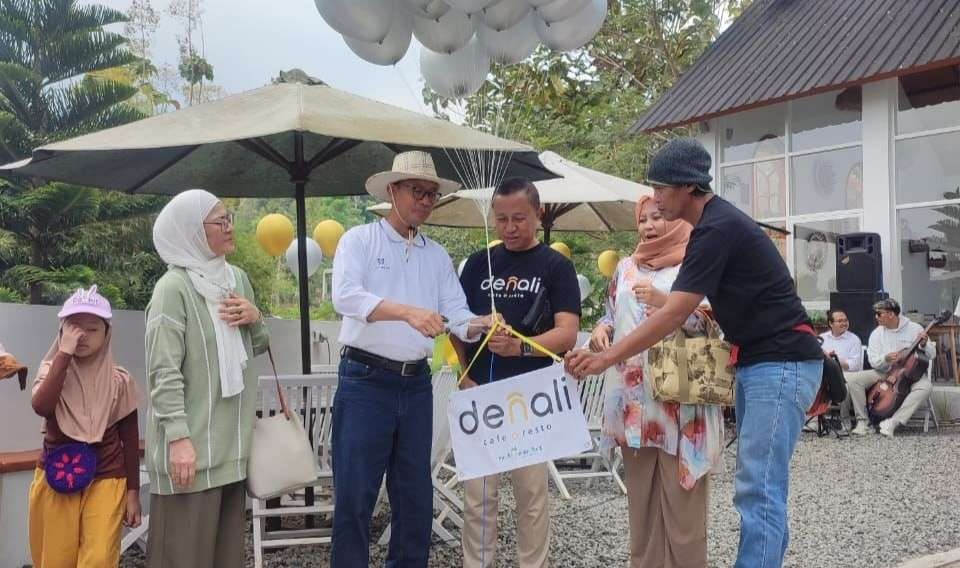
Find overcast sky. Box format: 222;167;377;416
88;0;430;115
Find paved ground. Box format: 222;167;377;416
122;425;960;567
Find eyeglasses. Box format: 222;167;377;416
203;213;234;231
398;182;441;204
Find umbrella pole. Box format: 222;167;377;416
295;181;312;375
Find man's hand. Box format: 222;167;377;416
168;437;197;490
884;352;899;364
124;489;142;528
589;324;612;353
488;334;521;357
404;307;445;338
918;332;929;348
633;278;668;308
59;322;85;356
465;313;503;338
564;349;612;380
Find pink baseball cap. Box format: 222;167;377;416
58;285;113;321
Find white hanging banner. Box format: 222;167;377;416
448;363;593;481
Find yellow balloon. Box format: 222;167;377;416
488;239;502;248
256;214;295;257
446;349;460;368
550;241;572;259
598;250;620;278
313;219;346;258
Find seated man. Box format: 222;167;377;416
820;309;863;372
844;299;934;438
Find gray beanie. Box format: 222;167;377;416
646;138;713;192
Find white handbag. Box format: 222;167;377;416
246;348;320;499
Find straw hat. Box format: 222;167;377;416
0;342;28;390
365;151;461;202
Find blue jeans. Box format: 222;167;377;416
733;360;822;568
330;357;433;568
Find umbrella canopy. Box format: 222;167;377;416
1;76;555;374
369;151;651;242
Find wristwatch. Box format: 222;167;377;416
520;341;534;357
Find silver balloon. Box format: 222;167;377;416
445;0;501;14
533;0;589;24
477;11;539;65
420;38;491;99
404;0;450;19
315;0;395;43
577;274;593;302
536;0;607;52
285;238;324;278
527;0;553;5
481;0;530;31
344;10;413;65
413;8;476;54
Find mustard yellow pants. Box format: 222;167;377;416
28;467;127;568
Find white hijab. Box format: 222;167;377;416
153;189;247;398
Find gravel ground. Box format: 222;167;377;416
122;425;960;568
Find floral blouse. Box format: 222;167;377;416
599;257;724;490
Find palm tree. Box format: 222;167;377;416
0;0;165;304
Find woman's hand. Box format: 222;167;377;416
168;437;197;489
633;278;668;308
589;324;613;353
59;322;85;356
124;489;142;528
219;293;261;327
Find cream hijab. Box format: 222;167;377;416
35;326;140;443
152;189;247;398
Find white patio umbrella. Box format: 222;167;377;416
369;151;651;242
0;73;555;373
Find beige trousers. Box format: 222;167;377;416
845;370;932;425
462;463;550;568
624;447;708;568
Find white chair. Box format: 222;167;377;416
120;466;151;553
251;369;338;568
547;370;627;499
378;367;464;546
906;354;941;433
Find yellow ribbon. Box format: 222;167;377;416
457;318;562;385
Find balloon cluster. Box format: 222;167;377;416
256;215;347;279
316;0;609;98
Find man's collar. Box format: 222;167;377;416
380;219;426;247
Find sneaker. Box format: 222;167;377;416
879;419;896;438
851;422;871;436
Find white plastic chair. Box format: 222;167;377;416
378;367;463;546
547;369;627;499
120;466;151;553
251;368;338;568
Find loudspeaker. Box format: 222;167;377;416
837;232;882;292
830;290;888;344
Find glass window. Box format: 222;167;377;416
790;88;862;151
898;206;960;316
791;146;862;215
897;65;960;135
761;221;787;261
720;160;786;220
720;103;785;162
895;129;960;205
794;217;859;303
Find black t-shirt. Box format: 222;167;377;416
671;196;822;365
460;243;581;384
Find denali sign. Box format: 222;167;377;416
447;363;593;481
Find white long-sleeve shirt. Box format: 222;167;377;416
866;316;936;374
819;330;863;371
332;220;477;362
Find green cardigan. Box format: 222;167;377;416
144;266;269;495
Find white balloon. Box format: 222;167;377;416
315;0;395;43
481;0;530;31
527;0;554;6
458;258;468;276
536;0;607;52
344;10;413;65
445;0;501;14
477;11;539;65
421;38;491;98
404;0;450;19
285;238;324;278
577;274;593;302
533;0;589;24
413;8;476;54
